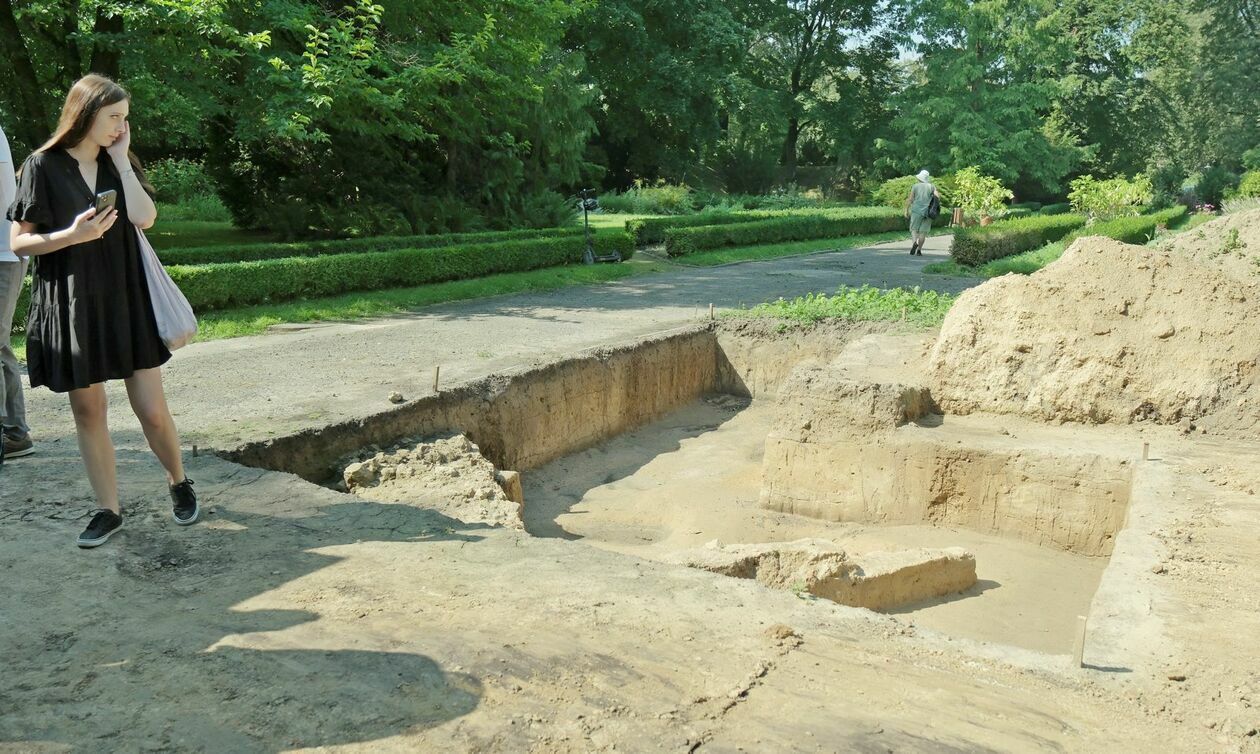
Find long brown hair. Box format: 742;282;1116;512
37;74;153;193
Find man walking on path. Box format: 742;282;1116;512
1;124;34;461
904;169;940;256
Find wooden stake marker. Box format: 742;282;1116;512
433;366;441;394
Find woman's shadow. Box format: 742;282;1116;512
6;455;496;752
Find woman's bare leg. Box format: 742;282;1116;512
124;367;186;484
67;383;119;513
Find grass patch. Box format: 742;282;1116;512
728;285;956;329
679;228;951;267
193;259;666;340
147;220;277;249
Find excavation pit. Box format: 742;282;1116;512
226;323;1136;655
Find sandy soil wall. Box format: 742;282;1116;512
227;327;722;481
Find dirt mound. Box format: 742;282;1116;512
341;434;523;528
929;210;1260;434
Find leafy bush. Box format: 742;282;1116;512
1147;163;1187;210
952;167;1013;220
598;181;695;215
1194;166;1239;208
1039;203;1072;215
734;285;956;329
145;158;217;204
515;191;580;229
664;208;903;256
167;233;635;311
1064;205;1187;246
1004;208;1035;220
1068;174;1153;222
159;196;233;222
871;174;956;209
157;227;584;265
1243;147;1260;172
950;214;1087;267
1230;171;1260;200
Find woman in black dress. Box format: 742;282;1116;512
7;74;198;548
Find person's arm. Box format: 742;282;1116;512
107;121;157;229
0;157;15;216
11;210;118;257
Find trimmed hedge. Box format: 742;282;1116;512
156;226;584;265
1039;203;1072;215
627;211;783;246
1063;206;1187;246
664;207;905;256
1010;201;1042;211
1001;208;1034;220
951;213;1087;267
165;232;634;311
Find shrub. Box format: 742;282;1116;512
1224;196;1260;214
515;190;580;229
952;167;1013;220
871;173;956;209
1003;208;1035;220
145;158;217;204
664;208;903;256
1064;206;1187;246
1147;163;1187;210
167;232;635;311
157;227;584;265
1010;201;1042;211
1243;147;1260;172
1068;174;1153;222
598;181;695;215
950;214;1087;267
1230;171;1260;200
1195;166;1239;208
159;195;233;223
1039;203;1072;215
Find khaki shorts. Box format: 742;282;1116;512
909;213;932;235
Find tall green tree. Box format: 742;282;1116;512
886;0;1082;197
567;0;749;186
742;0;897;179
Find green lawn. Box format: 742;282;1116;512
146;220;277;249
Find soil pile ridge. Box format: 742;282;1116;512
929;209;1260;434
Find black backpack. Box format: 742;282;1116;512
926;190;941;219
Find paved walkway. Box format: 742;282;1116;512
22;234;973;448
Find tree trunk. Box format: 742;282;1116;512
780;116;800;177
0;0;52;149
89;6;125;78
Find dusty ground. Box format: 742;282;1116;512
2;234;1257;752
521;398;1109;655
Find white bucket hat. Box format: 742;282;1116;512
916;169;931;183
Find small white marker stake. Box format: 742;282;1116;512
1073;615;1088;668
709;303;714;320
1142;442;1150;461
433;366;441;394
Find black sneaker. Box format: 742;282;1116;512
77;509;124;548
170;478;199;525
2;430;34;458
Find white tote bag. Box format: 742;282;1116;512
136;227;198;350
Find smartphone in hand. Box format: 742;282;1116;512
94;189;117;215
